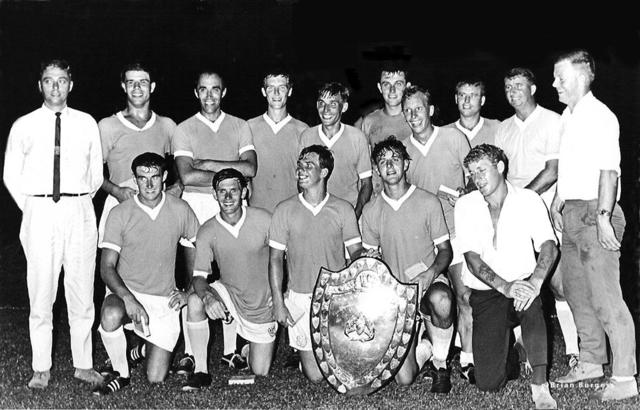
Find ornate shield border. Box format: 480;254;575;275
310;257;418;395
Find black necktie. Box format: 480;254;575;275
53;112;61;203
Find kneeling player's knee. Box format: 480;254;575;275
146;367;168;384
100;304;125;329
252;362;271;377
429;288;453;317
395;371;416;387
187;292;205;318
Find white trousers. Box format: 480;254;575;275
20;195;97;372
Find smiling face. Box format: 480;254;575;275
316;92;347;128
134;165;165;206
213;177;246;216
195;73;226;116
39;65;73;110
455;84;484;118
552;60;584;109
402;92;433;135
262;75;291;110
377;71;408;108
121;70;155;107
296;152;327;189
504;75;536;110
375;148;408;186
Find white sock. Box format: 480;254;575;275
222;320;238;356
555;300;579;355
454;331;462;348
612;376;635;382
181;308;193;355
187;319;209;373
513;325;522;344
428;321;453;369
99;325;130;378
460;350;474;366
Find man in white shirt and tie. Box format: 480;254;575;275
3;58;104;389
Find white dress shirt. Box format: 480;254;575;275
3;105;103;210
455;182;557;290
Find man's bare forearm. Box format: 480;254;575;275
525;159;558;195
530;240;558;285
465;251;509;294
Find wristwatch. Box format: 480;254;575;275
597;209;611;217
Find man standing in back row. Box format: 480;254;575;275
550;49;637;402
173;70;257;373
4;58;104;389
249;70;308;213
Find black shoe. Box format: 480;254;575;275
430;366;452;394
221;353;248;371
422;360;438;380
173;354;195;376
127;343;145;367
98;358;114;377
92;372;130;396
460;363;476;385
284;349;300;369
182;372;212;392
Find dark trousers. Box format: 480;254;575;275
470;288;547;392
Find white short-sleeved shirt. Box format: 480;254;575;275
556;92;621;201
454;182;557;290
494;105;561;206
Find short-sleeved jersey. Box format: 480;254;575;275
361;185;449;283
358;108;412;147
193;207;273;323
99;112;176;185
269;193;362;294
248;114;308;212
404;126;470;235
101;193;200;296
446;117;501;147
494;105;561;206
299;124;372;206
173;112;255;194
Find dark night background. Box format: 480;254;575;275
1;0;639;315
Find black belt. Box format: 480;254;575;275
32;193;89;197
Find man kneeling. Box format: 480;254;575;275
183;169;276;391
94;153;199;395
455;144;557;409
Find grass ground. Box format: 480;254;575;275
1;241;639;409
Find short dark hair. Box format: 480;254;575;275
379;62;409;81
555;49;595;84
263;69;292;88
455;79;486;96
212;168;247;190
504;67;536;86
401;84;432;108
120;62;153;83
299;145;334;180
131;152;167;175
318;82;349;103
371;136;411;164
463;144;509;177
40;59;72;81
196;70;225;90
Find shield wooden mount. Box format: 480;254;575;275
310;256;418;395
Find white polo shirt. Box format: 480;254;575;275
557;92;621;201
455;182;557;290
494;105;561;207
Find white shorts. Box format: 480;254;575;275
182;191;219;225
107;288;180;352
285;290;313;351
211;281;277;344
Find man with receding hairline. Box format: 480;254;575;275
4;58;104;389
550;49;637;402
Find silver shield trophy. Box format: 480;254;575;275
310;256;418;395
